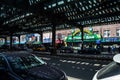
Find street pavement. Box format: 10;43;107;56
34;51;115;60
38;55;112;80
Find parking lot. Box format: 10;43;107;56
0;0;120;80
40;55;111;80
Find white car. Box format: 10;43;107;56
93;54;120;80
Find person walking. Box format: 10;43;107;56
111;46;115;54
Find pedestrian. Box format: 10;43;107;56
111;46;115;54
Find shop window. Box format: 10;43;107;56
116;29;120;37
93;31;99;34
104;30;110;37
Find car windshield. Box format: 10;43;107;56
97;61;120;79
7;55;46;71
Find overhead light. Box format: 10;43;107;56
48;5;51;8
89;5;92;8
93;0;97;3
89;1;92;4
52;3;56;7
44;7;47;10
58;1;64;5
116;7;120;11
82;7;85;11
67;0;71;2
79;2;82;6
86;6;88;9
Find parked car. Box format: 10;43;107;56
78;47;101;54
57;46;74;53
0;52;68;80
33;44;46;51
0;45;10;51
18;44;33;53
93;54;120;80
11;45;22;51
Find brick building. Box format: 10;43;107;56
56;24;120;39
87;24;120;38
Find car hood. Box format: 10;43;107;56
97;62;120;79
28;65;64;80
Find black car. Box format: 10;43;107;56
57;46;74;53
18;44;33;53
0;52;68;80
0;45;10;51
78;47;101;54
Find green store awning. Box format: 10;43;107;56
65;34;101;42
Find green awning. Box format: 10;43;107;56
65;34;101;42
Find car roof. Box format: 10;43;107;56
1;51;32;57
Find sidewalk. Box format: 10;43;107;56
57;52;115;60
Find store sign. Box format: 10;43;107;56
85;36;94;39
102;37;120;42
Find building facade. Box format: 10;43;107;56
87;24;120;38
56;24;120;40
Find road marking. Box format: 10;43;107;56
72;66;75;69
68;76;83;80
57;64;60;66
85;63;89;65
52;63;56;65
62;60;67;62
82;68;85;70
76;62;81;64
102;65;107;67
71;61;76;64
40;57;51;60
90;69;93;71
94;64;100;66
77;67;80;69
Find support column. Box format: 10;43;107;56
4;37;7;45
10;33;13;50
40;31;43;43
0;37;7;45
80;26;84;50
18;35;20;45
51;24;56;55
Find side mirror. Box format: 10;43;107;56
113;54;120;64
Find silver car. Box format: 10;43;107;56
93;54;120;80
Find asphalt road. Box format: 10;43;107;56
39;55;112;80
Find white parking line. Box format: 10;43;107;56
94;64;100;67
68;76;83;80
102;65;107;67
